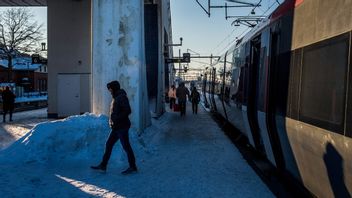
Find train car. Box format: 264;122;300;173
205;0;352;197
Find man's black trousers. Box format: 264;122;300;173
101;129;136;168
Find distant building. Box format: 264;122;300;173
0;65;7;82
0;55;48;95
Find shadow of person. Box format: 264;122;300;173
323;142;351;198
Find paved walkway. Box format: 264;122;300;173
0;104;274;197
138;101;274;197
0;108;51;150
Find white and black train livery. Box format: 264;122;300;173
203;0;352;197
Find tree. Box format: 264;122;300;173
0;8;44;82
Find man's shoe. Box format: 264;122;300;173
90;164;106;171
121;166;137;175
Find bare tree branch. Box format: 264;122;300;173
0;8;44;54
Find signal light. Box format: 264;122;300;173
182;53;191;63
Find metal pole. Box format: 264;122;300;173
179;49;181;79
210;54;213;66
27;62;30;97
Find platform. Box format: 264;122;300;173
0;104;275;197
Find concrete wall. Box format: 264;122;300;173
292;0;352;49
47;0;91;117
154;0;166;116
143;0;173;118
155;0;173;116
92;0;150;133
161;0;174;88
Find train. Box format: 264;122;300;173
202;0;352;197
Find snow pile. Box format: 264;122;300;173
0;113;139;164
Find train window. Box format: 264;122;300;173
300;34;349;133
227;48;242;105
257;46;267;112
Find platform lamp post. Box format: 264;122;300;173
178;49;181;78
203;67;209;108
164;37;183;81
26;61;30;97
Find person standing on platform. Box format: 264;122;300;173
2;86;16;122
91;80;137;175
176;82;190;116
190;87;200;114
168;85;176;110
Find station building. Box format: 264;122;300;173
0;0;175;133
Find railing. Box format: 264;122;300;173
0;95;47;113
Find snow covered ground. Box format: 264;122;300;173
0;108;52;149
0;106;274;197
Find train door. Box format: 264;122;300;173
210;68;217;111
247;37;265;153
220;53;228;120
206;69;212;110
265;27;287;171
202;72;209;108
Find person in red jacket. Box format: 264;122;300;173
91;80;137;175
2;86;16;122
168;85;176;109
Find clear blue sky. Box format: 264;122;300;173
170;0;282;68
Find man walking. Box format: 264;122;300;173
190;87;200;114
91;80;137;174
176;82;190;116
2;86;16;122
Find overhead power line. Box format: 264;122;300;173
212;0;280;55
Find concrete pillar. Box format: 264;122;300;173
92;0;150;133
156;3;166;117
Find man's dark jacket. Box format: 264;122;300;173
110;89;131;130
176;86;189;102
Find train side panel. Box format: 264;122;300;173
286;118;352;197
285;31;352;197
292;0;352;50
281;0;352;196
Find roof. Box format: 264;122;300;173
0;0;46;6
0;57;43;70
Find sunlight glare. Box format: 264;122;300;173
55;174;125;198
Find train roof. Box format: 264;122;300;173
213;0;297;66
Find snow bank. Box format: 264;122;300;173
0;113;142;165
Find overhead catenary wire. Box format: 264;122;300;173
211;0;263;55
212;0;280;56
191;59;214;65
209;0;262;54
